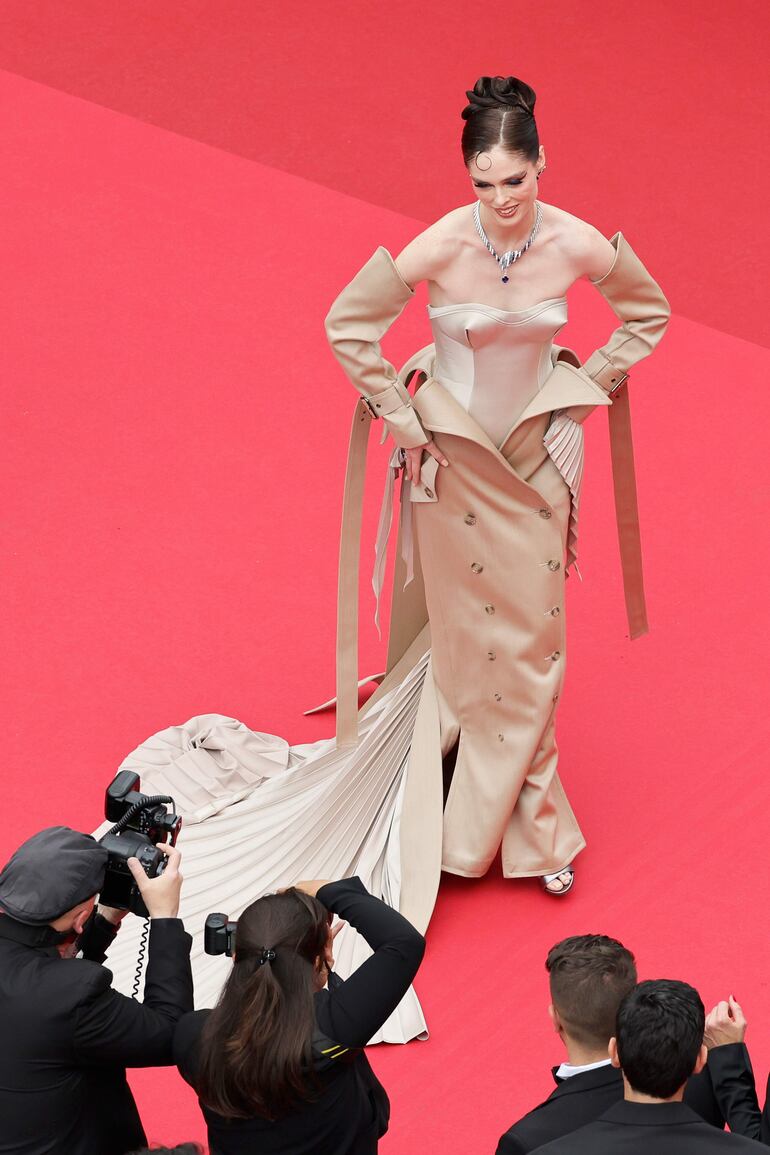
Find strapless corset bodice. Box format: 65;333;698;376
427;297;568;447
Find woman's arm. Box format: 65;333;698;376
313;877;425;1048
324;229;451;482
576;226;671;391
324;247;428;449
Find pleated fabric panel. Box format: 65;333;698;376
543;411;585;570
96;652;431;1045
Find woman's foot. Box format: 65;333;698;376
540;867;574;896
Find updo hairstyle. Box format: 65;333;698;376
461;76;540;165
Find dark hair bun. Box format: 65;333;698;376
461;75;537;121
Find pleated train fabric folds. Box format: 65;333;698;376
97;651;432;1045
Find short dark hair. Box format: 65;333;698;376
460;76;540;166
616;980;705;1099
546;935;637;1049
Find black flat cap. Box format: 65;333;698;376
0;827;108;925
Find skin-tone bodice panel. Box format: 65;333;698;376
426;296;568;447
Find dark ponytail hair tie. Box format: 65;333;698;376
259;948;276;965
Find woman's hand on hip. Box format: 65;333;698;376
404;440;449;486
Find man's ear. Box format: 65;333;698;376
609;1037;621;1069
548;1003;561;1032
50;896;95;935
692;1044;708;1077
72;898;96;936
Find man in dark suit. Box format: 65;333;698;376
496;936;759;1154
531;979;766;1153
0;826;194;1155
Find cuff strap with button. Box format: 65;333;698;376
361;382;428;449
582;350;630;396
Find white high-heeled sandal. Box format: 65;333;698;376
540;867;575;896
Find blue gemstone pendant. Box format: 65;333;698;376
502;275;509;283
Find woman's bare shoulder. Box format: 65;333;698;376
542;203;617;281
394;205;475;288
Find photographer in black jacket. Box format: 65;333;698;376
174;875;425;1155
0;826;193;1155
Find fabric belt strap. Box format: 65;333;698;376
336;399;373;747
335;389;647;745
607;384;648;640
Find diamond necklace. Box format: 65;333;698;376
473;200;543;283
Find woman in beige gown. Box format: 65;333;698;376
103;75;669;1042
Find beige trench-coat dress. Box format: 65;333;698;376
325;231;670;913
98;232;669;1044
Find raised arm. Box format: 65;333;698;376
702;998;763;1142
74;919;194;1067
313;877;425;1048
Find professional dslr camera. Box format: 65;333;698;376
98;771;182;917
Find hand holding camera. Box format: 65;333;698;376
98;771;183;918
127;843;183;920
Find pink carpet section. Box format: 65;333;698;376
3;66;770;1152
0;1;768;348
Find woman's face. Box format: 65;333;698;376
468;144;545;228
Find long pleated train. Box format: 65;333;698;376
97;651;431;1044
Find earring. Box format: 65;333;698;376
537;166;546;179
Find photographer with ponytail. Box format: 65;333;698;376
325;74;670;896
173;877;425;1155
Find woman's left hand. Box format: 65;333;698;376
404;439;449;486
293;879;332;897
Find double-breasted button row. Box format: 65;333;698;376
462;511;512;729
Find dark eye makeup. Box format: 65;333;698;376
473;179;525;189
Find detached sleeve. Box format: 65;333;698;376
74;918;193;1067
324;247;428;449
315;877;425;1047
582;232;670;393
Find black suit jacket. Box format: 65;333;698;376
496;1046;759;1154
0;912;193;1155
532;1100;767;1153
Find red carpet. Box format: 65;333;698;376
2;12;770;1151
0;1;768;348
